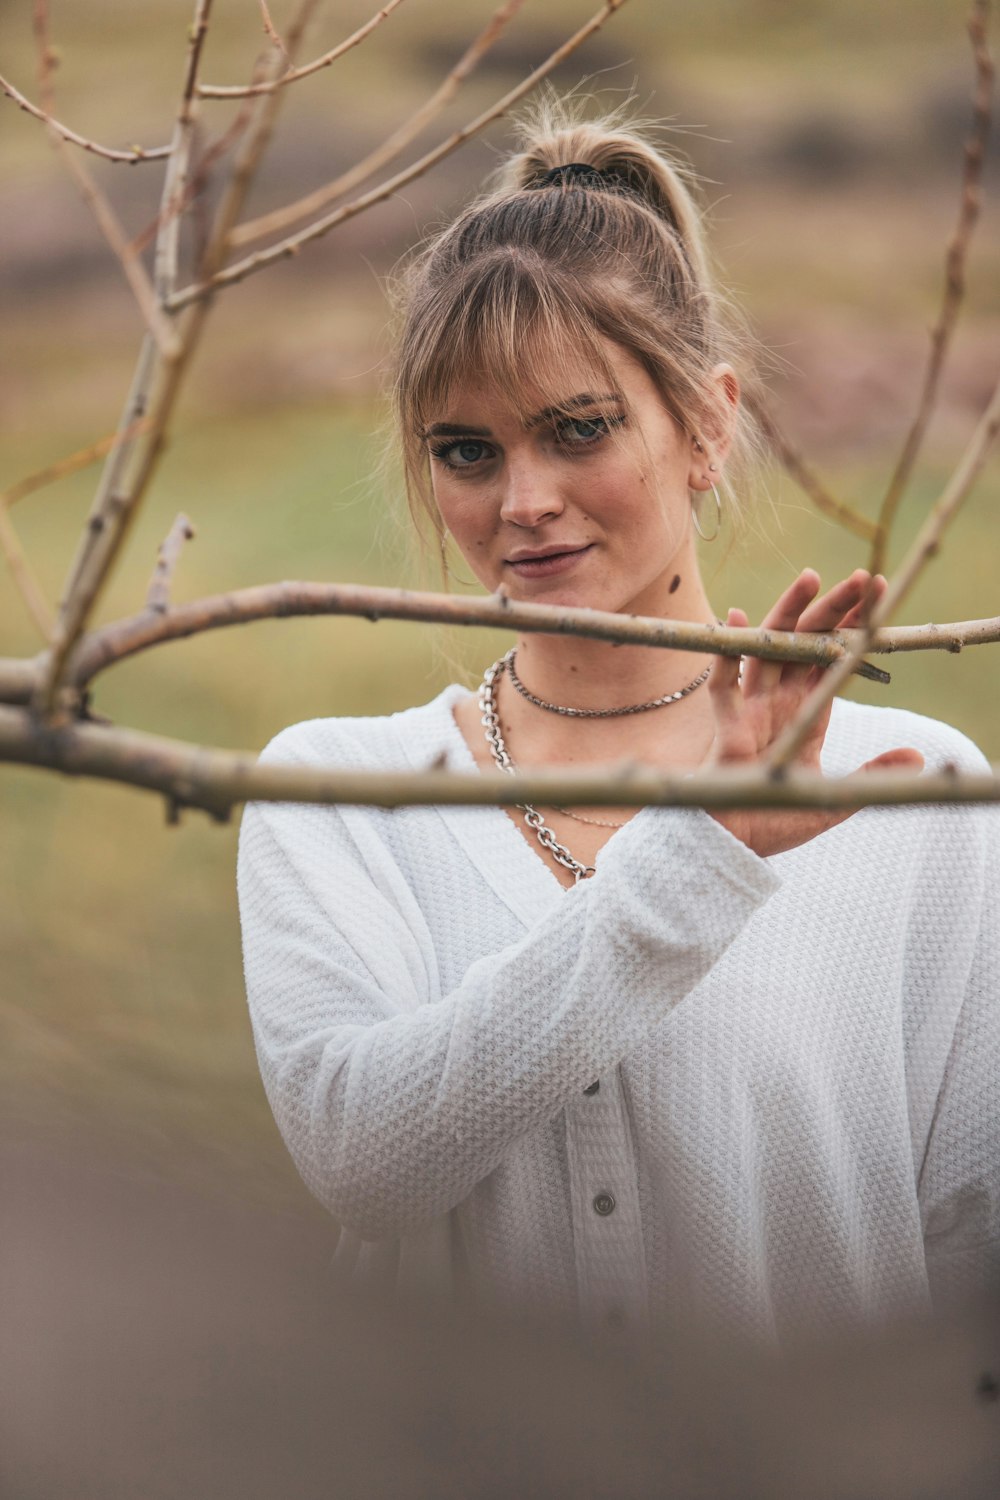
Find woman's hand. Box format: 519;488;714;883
706;568;924;858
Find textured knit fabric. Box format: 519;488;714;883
237;688;1000;1341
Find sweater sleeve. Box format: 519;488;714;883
237;744;779;1241
919;808;1000;1310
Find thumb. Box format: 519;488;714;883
821;747;926;838
859;748;925;775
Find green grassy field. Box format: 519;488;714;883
2;0;998;1205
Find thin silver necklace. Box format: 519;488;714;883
478;655;603;882
506;647;711;717
499;644;713;832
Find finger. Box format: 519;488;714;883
860;747;925;774
743;569;821;696
790;570;881;690
793;569;876;636
815;746;926;835
709;606;746;729
834;573;887;632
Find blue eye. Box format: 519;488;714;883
430;439;490;469
555;413;625;448
559;417;607;443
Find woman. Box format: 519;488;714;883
237;112;999;1341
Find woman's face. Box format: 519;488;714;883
424;340;729;619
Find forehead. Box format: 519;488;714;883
431;336;650;425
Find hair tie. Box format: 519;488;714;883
535;161;606;188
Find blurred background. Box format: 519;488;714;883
2;0;999;1227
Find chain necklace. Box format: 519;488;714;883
506;647;711;717
478;654;603;882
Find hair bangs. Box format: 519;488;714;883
409;254;623;437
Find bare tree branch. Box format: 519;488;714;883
5;588;1000;711
145;515;196;613
0;70;171;163
33;0;313;719
57;581;895;697
230;0;527;249
767;364;1000;771
870;0;994;574
169;0;631;308
748;396;878;543
35;0;218;712
199;0;408;99
0;704;997;821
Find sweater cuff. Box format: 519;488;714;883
596;803;779;900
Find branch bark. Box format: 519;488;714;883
4;592;1000;710
146;515;196;613
1;704;997;822
57;581;897;697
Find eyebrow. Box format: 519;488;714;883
422;392;622;441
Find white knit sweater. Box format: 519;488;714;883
237;688;1000;1340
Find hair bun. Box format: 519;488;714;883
502;107;710;289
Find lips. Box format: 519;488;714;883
505;544;594;579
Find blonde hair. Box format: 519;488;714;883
391;102;764;563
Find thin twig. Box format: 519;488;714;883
170;0;631;308
1;421;150;512
0;509;54;637
767;365;1000;771
0;703;997;821
0;70;171;162
146;514;196;613
231;0;526;248
154;0;215;303
870;1;994;574
0;418;151;642
199;0;407;98
749;396;877;543
258;0;289;59
29;2;179;357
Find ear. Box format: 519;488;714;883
688;363;741;490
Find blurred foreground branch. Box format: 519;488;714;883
0;704;997;822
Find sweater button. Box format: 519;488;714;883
583;1080;600;1096
592;1191;616;1217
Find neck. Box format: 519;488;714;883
510;567;716;711
489;569;719;771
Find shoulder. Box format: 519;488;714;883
256;683;471;775
821;700;998;887
823;698;990;776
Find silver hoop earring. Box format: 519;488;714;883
691;484;722;543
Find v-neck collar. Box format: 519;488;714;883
392;684;569;929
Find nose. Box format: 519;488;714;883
498;454;565;528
